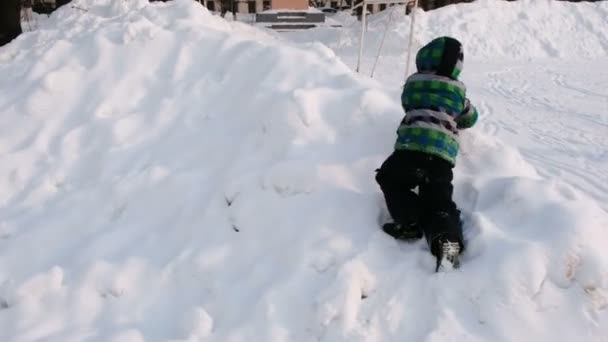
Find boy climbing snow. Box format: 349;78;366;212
375;36;478;271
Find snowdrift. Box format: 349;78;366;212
286;0;608;60
0;0;606;341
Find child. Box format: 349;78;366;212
375;36;478;271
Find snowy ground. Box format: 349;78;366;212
342;56;608;213
0;0;607;341
285;0;608;212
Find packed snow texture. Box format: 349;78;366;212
286;0;608;60
0;0;607;341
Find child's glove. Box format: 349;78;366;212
456;98;478;129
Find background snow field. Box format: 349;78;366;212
0;0;607;341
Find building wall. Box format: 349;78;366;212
220;0;401;14
200;0;397;15
272;0;308;10
256;0;265;12
203;0;270;13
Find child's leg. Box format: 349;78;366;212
375;151;423;228
418;159;464;254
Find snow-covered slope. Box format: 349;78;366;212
285;0;608;211
286;0;608;60
0;0;607;341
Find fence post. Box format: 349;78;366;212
404;0;419;80
355;0;367;73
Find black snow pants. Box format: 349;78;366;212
375;150;464;253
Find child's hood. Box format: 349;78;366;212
415;37;464;80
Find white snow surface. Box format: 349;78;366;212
286;0;608;60
0;0;607;341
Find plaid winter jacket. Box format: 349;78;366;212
395;37;478;165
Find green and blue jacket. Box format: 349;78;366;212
395;37;478;165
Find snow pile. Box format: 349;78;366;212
285;0;608;59
0;0;607;341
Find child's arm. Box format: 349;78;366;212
456;98;478;129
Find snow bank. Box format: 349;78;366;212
285;0;608;60
0;0;607;341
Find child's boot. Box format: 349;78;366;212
431;235;461;272
426;211;464;272
382;221;423;241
